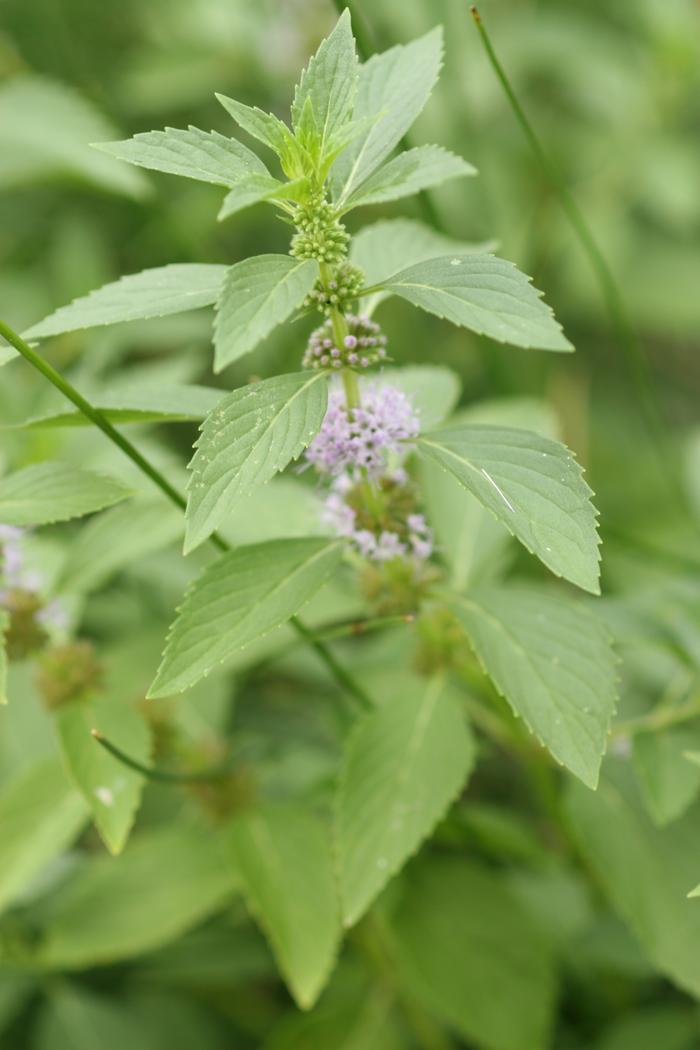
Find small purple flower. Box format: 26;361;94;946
305;384;420;478
374;531;407;561
344;335;357;349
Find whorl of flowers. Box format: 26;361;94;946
302;314;388;372
322;474;434;563
303;262;365;317
290;192;349;264
305;385;419;477
1;525;68;658
305;384;433;565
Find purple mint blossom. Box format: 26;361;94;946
305;384;420;478
374;531;407;561
37;598;70;635
320;477;433;564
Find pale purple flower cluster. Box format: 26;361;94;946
0;524;68;635
0;526;25;586
302;314;388;372
321;476;434;563
305;385;419;477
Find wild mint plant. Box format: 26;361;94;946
0;10;620;1024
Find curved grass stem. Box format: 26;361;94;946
468;4;677;491
0;319;375;715
91;730;234;784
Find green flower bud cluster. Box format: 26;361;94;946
36;640;103;710
2;589;48;660
290;193;349;264
303;263;365;317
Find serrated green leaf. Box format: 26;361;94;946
351;218;495;315
94;125;268;185
633;726;700;826
382;856;556;1050
227;805;340;1008
0;758;88;915
38;826;235;969
292;10;358;155
380;254;572;351
335;676;475;927
0;463;132;526
342;145;475;211
215;94;295;156
149;538;342;696
566;762;700;995
58;498;183;595
0;75;148;198
455;586;617;787
13;384;224;429
418;425;600;592
185;372;328;553
0;610;9;705
421;399;558;591
217;174;307;222
214;255;317;371
57;697;151;854
24;264;228;340
331;28;443;201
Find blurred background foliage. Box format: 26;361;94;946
1;0;700;1047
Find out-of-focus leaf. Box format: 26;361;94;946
13;385;224;428
38;826;235;968
58;499;183;594
335;676;475;927
0;463;131;526
227;805;340;1008
595;1005;699;1050
0;758;87;915
383;856;556;1050
633;726;700;826
566;761;700;995
57;697;151;854
0;76;148;197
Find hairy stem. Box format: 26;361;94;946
0;319;375;714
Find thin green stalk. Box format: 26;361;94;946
91;730;234;784
469;5;674;485
0;319;375;715
342;367;361;410
611;693;700;741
